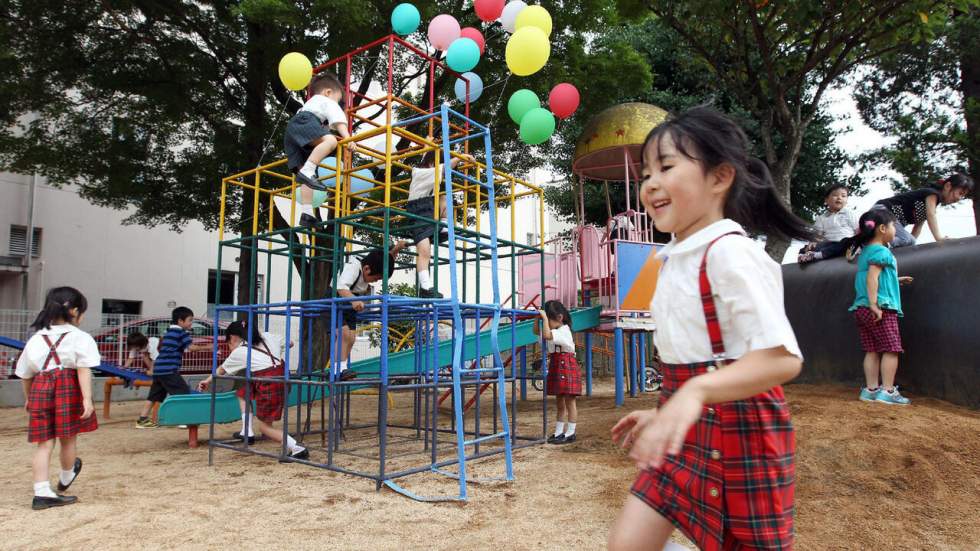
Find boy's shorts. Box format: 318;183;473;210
147;373;192;403
405;197;437;244
284;111;341;172
342;309;357;331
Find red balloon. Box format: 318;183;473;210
460;27;486;54
549;83;580;119
474;0;505;22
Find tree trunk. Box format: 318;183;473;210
960;8;980;234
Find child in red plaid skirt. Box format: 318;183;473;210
16;287;100;510
848;208;914;406
609;108;814;551
535;300;581;444
198;321;309;460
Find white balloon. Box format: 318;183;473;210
499;0;527;34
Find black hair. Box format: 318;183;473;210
823;183;848;199
419;151;436;168
362;249;396;278
171;306;194;324
543;300;572;326
853;207;897;250
226;320;265;347
310;72;342;96
30;286;88;330
941;172;975;193
641;106;816;242
127;332;149;348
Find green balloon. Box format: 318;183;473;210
519;107;556;145
508;89;540;125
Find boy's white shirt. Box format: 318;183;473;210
813;208;859;242
652;219;802;364
15;324;101;378
301;95;347;129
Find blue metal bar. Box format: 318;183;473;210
639;332;647;393
614;327;625;406
585;332;593;397
463;431;508;446
519;346;527;400
629;332;638;398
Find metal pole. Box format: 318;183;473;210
614;327;624;407
21;173;37;310
585;332;593;397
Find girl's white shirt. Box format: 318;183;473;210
651;219;802;364
546;324;575;354
15;324;101;378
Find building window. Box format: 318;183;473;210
102;299;142;315
208;270;237;306
526;232;539;246
9;226;41;257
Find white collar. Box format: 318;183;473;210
35;324;79;336
169;324;184;330
656;219;745;259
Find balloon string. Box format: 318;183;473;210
487;73;512;129
256;97;291;168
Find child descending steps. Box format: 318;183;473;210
609;107;813;551
17;287;100;510
534;300;582;444
848;208;914;405
198;321;309;460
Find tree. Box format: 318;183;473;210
545;17;862;233
853;6;980;232
613;0;975;258
0;0;640;366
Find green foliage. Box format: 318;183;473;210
365;282;417;352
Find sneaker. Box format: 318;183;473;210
876;387;911;406
547;434;565;444
418;287;443;299
280;448;310;463
558;434;577;444
295;171;326;191
859;387;880;402
232;432;256;444
135;418;158;429
299;213;318;229
32;495;77;510
56;458;82;493
339;369;357;381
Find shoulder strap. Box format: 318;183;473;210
698;232;744;362
40;333;69;371
252;341;283;367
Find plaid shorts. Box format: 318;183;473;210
27;369;98;443
546;352;581;396
236;365;286;423
854;307;903;353
631;360;795;551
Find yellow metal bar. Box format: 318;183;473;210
219;179;228;241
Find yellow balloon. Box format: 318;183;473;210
505;26;550;77
515;5;552;37
278;52;313;91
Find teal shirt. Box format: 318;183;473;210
850;244;903;316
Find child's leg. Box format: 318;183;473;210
608;494;675;551
552;395;566;437
340;325;356;364
32;439;55;485
880;352;899;389
254;419;304;453
300;135;339;178
151;402;160;423
417;237;432;288
236;397;254;437
863;352;881;389
58;436;77;472
139;400;154;418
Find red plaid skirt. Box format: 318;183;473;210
235;366;285;423
546;352;581;396
854;307;903;353
631;361;795;550
27;369;98;443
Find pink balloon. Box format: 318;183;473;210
474;0;505;22
549;83;581;119
460;27;486;54
427;14;461;51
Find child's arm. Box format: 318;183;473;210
21;377;33;412
141;352;154;372
76;367;95;419
449;154;475;169
123;355;134;369
923;193;944;241
537;310;553;341
866;264;883;321
187;343;211;353
197;367;227;391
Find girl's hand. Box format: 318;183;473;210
80;399;94;420
869;303;883;321
197;378;211;392
352;301;365;312
899;276;913;286
611;409;657;449
626;385;705;470
24;400;29;414
538;309;548;319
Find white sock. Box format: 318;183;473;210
300;161;317;178
564;422;576;437
34;481;57;498
662;542;690;551
59;469;76;487
286;435;304;454
553;422;565;437
241;414;254;437
419;270;433;289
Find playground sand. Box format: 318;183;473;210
0;382;978;550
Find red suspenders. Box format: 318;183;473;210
40;333;68;371
698;232;744;368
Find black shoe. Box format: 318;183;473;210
32;495;77;510
339;369;357;381
547;434;565;444
299;213;318;229
56;458;82;493
232;432;256;444
279;448;310;463
295;171;326;191
558;434;576;444
418;287;443;299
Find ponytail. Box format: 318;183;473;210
641;106;817;242
31;286;88;330
852;207;896;250
942;172;975;193
226;320;265;348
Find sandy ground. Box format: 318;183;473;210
0;381;978;551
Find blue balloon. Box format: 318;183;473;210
350;168;375;194
454;72;484;103
315;156;341;188
446;38;481;72
316;159;375;194
391;3;421;36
